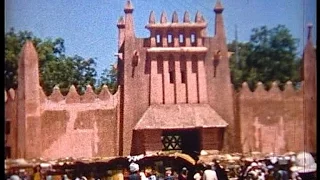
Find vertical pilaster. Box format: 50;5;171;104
186;56;198;103
150;31;156;47
197;56;208;103
173;30;179;47
162;30;168;47
196;30;203;46
163;55;175;104
150;55;163;104
174;55;186;103
185;30;191;47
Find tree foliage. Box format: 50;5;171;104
98;64;118;94
229;25;301;91
5;28;97;95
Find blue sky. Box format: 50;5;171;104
5;0;317;77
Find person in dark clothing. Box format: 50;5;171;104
298;172;316;180
274;164;289;180
213;160;228;180
178;167;188;180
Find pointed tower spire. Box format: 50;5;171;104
195;11;202;23
214;0;224;13
172;11;179;23
117;16;125;26
17;40;42;158
123;0;135;39
117;16;125;49
307;23;313;41
124;0;134;13
213;0;226;40
149;11;156;24
302;23;317;153
160;11;168;23
183;11;190;23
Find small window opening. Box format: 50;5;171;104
168;34;173;44
5;121;10;135
179;34;184;44
181;71;186;84
191;33;197;46
5;146;11;159
156;34;162;46
169;71;175;83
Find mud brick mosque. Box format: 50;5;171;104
5;0;316;159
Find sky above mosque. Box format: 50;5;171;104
5;0;317;77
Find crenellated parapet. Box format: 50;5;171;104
5;85;120;110
48;85;64;103
239;81;302;100
39;84;119;108
5;88;17;103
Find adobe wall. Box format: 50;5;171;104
201;128;225;151
237;81;304;154
5;89;18;158
38;85;119;159
131;129;163;155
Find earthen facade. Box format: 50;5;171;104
5;0;316;159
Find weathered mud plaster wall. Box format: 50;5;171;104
237;81;304;154
39;85;119;159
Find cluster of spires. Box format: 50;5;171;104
5;84;119;103
118;0;224;25
148;11;206;24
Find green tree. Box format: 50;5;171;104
229;25;301;91
98;64;118;94
5;28;63;90
5;28;98;95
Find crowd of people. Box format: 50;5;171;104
125;151;316;180
6;152;316;180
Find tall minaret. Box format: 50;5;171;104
120;0;137;156
207;0;240;152
124;0;135;40
302;24;316;153
214;0;226;44
17;41;42;158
